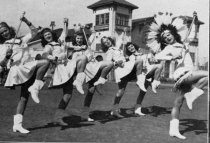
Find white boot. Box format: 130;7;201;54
73;72;85;94
13;114;30;134
151;80;160;94
134;107;146;116
87;117;94;122
94;77;106;86
136;74;147;92
169;119;186;139
184;87;204;110
28;80;44;103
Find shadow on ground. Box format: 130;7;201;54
180;119;207;135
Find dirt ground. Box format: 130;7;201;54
0;82;208;143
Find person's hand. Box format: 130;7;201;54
174;71;191;88
21;16;32;26
148;55;157;64
20;16;27;22
115;60;124;67
123;27;128;33
6;48;13;59
64;18;68;24
81;45;87;50
172;54;182;60
174;77;184;89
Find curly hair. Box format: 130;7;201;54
100;36;115;52
40;28;58;47
0;22;16;44
125;42;139;56
72;32;87;46
157;24;183;50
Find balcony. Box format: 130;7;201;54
94;25;109;31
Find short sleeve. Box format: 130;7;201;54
42;45;53;59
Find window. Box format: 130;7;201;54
190;52;195;63
116;13;129;26
96;15;99;25
95;13;109;26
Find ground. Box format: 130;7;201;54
0;82;208;143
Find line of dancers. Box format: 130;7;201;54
0;12;207;140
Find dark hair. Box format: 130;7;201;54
157;24;182;50
40;28;58;47
72;32;87;46
125;42;139;56
100;36;115;52
0;22;16;44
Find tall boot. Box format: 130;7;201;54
169;119;186;139
13;114;30;134
184;87;204;110
94;77;106;86
82;107;94;122
134;106;146;116
151;80;160;94
73;72;86;94
28;80;44;103
136;74;147;92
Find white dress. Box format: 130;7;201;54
43;42;76;86
4;33;38;87
154;43;194;80
66;42;102;83
106;46;135;83
140;53;156;74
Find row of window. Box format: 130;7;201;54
95;13;129;26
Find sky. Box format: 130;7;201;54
0;0;208;63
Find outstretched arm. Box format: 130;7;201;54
21;17;39;44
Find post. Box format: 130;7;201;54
50;21;55;31
193;11;199;70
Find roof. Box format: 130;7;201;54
132;15;204;25
132;17;154;25
87;0;138;10
179;16;204;25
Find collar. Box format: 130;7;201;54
108;46;119;51
48;41;60;46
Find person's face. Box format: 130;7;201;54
127;44;136;53
0;26;11;40
43;31;53;43
162;31;175;45
102;37;112;47
76;35;84;45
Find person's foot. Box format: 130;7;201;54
110;110;124;118
28;86;40;103
53;109;69;126
87;117;94;122
53;118;68;126
151;80;160;94
136;81;147;92
94;77;106;86
134;107;146;116
73;80;84;94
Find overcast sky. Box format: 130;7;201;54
0;0;208;62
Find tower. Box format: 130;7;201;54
87;0;138;52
